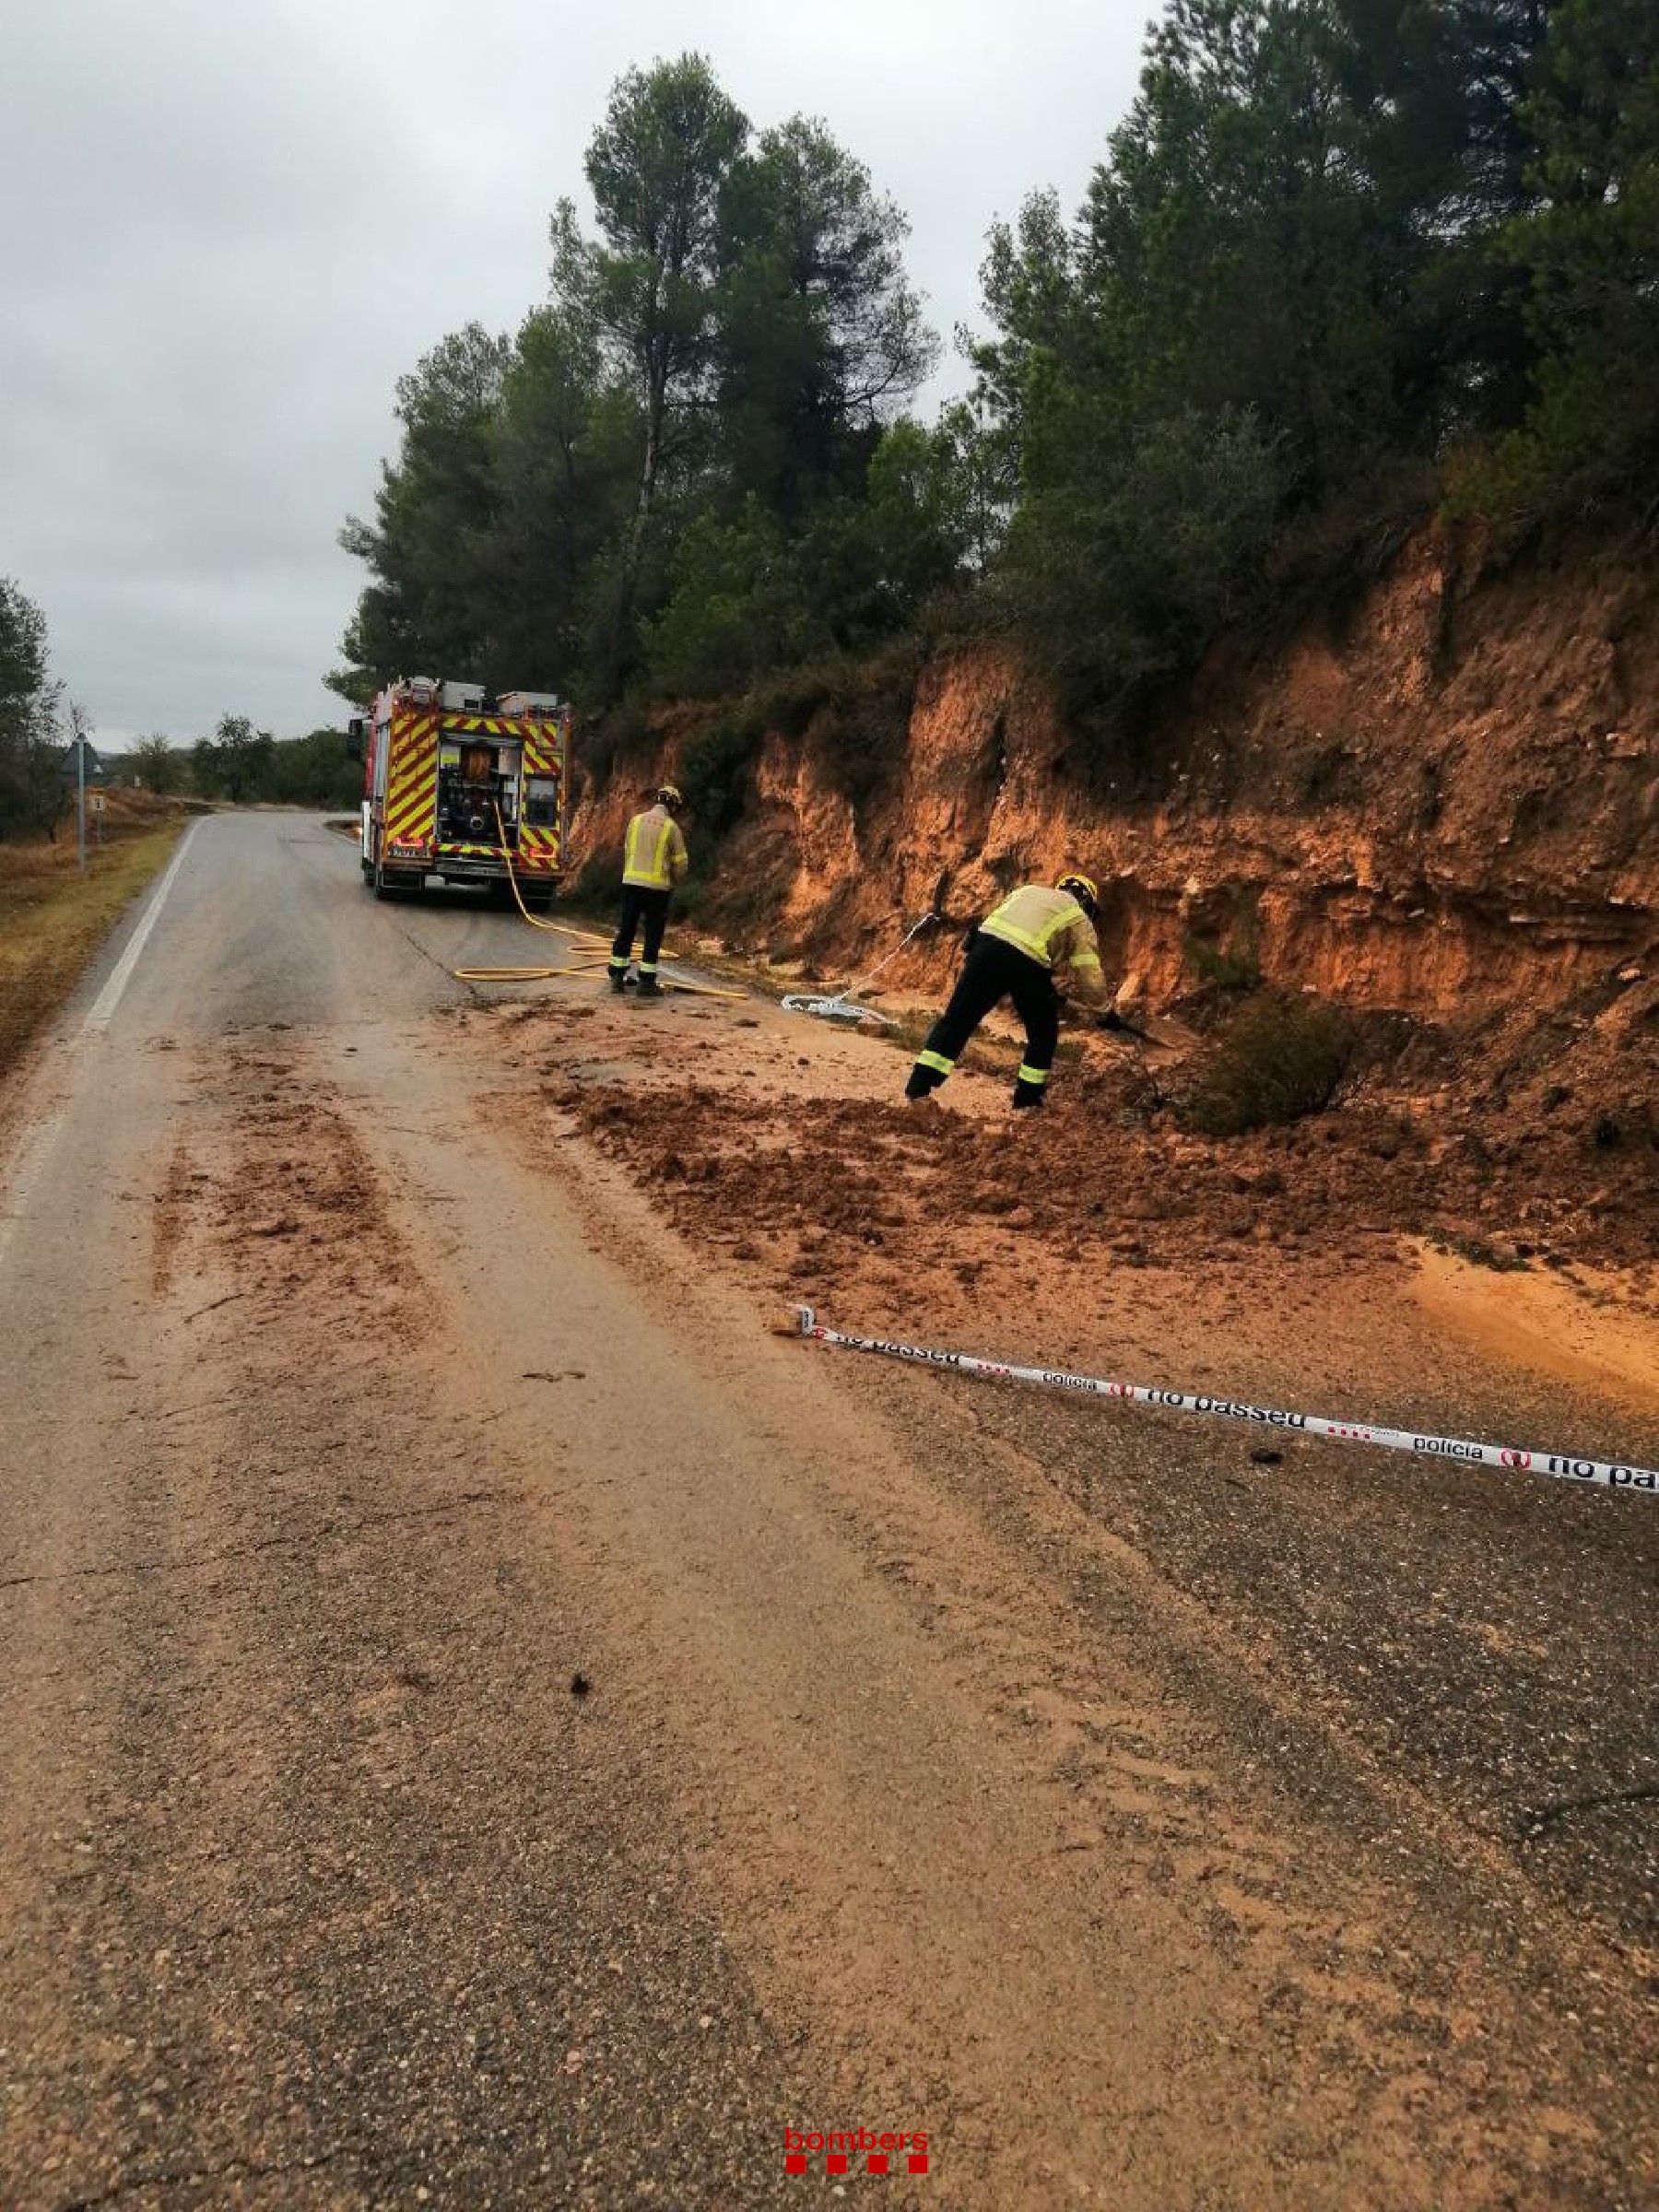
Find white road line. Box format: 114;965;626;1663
0;821;201;1273
84;820;200;1033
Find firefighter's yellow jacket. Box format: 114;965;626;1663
622;804;688;890
979;885;1106;1006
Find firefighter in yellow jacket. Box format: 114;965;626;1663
608;784;689;998
906;875;1106;1109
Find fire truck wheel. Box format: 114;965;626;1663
373;854;417;900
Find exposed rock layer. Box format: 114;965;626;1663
575;530;1657;1026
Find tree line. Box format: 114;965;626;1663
9;3;1650;837
0;578;68;838
0;583;360;842
332;62;961;714
129;719;362;808
333;2;1655;779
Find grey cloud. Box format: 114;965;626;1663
3;0;1144;745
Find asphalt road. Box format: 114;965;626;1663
1;814;1654;2210
0;818;815;2209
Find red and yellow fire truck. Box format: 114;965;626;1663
352;677;571;905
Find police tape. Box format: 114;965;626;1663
787;1306;1659;1499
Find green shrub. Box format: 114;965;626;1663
752;663;837;739
806;640;922;813
1186;928;1262;996
1182;990;1355;1137
677;707;767;841
997;406;1288;771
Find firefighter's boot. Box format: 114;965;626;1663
637;973;665;999
1012;1065;1048;1110
608;961;629;994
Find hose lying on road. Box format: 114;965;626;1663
455;959;597;977
452;806;747;1001
784;1306;1659;1500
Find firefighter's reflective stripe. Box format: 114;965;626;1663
979;885;1104;1004
916;1049;954;1076
1017;1062;1050;1086
979;885;1091;968
624;812;673;885
622;805;688;888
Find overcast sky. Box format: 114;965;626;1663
3;0;1149;747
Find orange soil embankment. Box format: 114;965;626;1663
575;528;1656;1109
566;531;1657;1354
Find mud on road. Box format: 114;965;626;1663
3;1032;812;2210
3;845;1656;2211
484;978;1659;2043
510;983;1659;1952
462;976;1659;2206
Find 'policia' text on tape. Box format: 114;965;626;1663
789;1308;1658;1499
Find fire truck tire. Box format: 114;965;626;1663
373;853;419;900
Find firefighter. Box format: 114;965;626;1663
906;874;1106;1109
609;783;689;998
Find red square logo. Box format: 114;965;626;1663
785;2153;807;2174
867;2153;889;2174
827;2153;848;2174
910;2151;930;2173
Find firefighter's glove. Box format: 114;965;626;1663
1097;1008;1128;1033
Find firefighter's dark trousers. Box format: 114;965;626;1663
609;884;672;982
906;935;1059;1109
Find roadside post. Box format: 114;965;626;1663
58;737;106;870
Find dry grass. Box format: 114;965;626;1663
0;804;186;1077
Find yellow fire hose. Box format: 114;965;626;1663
453;964;595;982
450;806;746;1000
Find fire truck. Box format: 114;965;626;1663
350;677;571;905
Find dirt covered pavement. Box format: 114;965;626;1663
4;812;1657;2211
470;965;1659;2095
